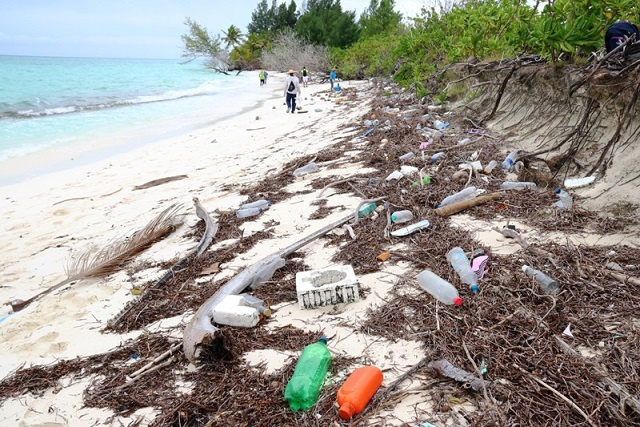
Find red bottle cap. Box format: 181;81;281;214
453;297;463;306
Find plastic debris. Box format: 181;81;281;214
391;220;431;236
564;176;596;189
563;324;574;338
377;251;391;261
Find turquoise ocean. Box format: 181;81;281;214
0;55;271;177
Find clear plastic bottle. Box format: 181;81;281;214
337;366;384;420
447;247;479;293
438;186;477;208
284;337;332;411
501;151;519;169
416;270;463;305
500;181;537;190
430;152;446;163
398;152;415;161
241;294;272;317
240;199;272;210
553;188;573;209
391;210;414;224
522;265;559;294
293;162;319;176
236;207;263;218
483;160;498;174
358;203;377;218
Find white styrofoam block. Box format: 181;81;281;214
212;294;259;327
295;265;359;309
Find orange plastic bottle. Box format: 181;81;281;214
336;366;383;420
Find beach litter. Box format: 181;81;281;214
296;265;359;309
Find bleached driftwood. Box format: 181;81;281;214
428;359;491;392
183;214;353;363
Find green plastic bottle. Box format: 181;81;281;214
284;337;332;411
358;203;377;218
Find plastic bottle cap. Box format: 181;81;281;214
262;308;272;317
470;285;479;293
554;188;561;194
319;336;328;344
453;297;463;306
338;403;353;420
521;265;530;273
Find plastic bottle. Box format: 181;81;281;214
483;160;498;174
337;366;384;420
430;152;445;163
438;186;477;208
553;188;573;209
411;176;431;188
358;203;377;218
284;337;332;411
416;270;463;305
501;151;519;169
447;247;479;292
236;207;263;218
293;162;319;176
522;265;559;294
391;210;414;224
398;152;415;161
240;199;272;210
241;294;272;317
433;120;450;130
500;181;537;190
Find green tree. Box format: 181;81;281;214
222;25;244;48
248;0;273;34
181;17;224;61
359;0;402;39
295;0;360;48
248;0;297;34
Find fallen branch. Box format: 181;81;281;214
428;359;491;393
193;197;219;258
434;193;501;217
317;178;367;198
133;175;188;190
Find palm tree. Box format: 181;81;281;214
222;25;244;49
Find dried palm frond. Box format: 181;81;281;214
10;203;183;312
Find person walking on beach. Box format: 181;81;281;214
329;69;337;90
259;70;265;86
284;69;301;113
301;66;309;87
264;71;269;84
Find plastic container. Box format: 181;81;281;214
522;265;558;294
212;295;260;327
416;270;463;305
447;247;479;293
236;207;263;218
386;170;403;181
358;203;377;218
411;176;431;188
391;210;414;224
553;188;573;209
337;366;384;420
483;160;498;174
284;337;332;411
430;152;446;163
240;199;272;210
433;120;450;130
438;186;477;208
501;151;519;169
241;294;272;317
500;181;537;190
293;162;319;176
399;152;415;161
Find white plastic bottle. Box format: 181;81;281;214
240;199;272;210
241;294;272;317
501;151;519;169
430;152;446;162
447;247;479;293
522;265;558;294
398;152;415;161
483;160;498;174
236;207;263;218
391;210;414;224
500;181;537;190
439;186;477;208
293;162;319;176
553;188;573;209
416;270;463;306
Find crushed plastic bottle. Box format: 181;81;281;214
358;203;377;218
522;265;559;294
433;120;450;130
553;188;573;209
391;210;414;224
236;207;263;218
293;162;319;176
500;181;537;190
284;337;332;411
501;151;519;169
483;160;498;174
447;247;479;293
430;152;446;163
337;366;383;420
399;152;415;161
416;270;463;305
240;199;272;210
438;186;477;208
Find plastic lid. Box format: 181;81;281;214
338;402;353;420
470;284;479;293
262;307;272;318
554;188;561;194
521;265;530;273
453;297;463;306
319;336;328;344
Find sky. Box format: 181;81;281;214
0;0;428;59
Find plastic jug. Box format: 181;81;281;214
337;366;384;420
284;337;332;411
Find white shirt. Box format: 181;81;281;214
284;75;301;95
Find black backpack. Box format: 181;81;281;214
288;80;295;92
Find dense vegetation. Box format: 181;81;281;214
182;0;639;92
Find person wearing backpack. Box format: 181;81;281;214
259;70;265;86
301;66;309;87
284;69;301;113
605;20;640;53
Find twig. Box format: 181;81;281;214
317;178;367;198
